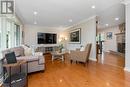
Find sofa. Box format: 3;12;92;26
2;46;45;73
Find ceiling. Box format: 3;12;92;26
15;0;125;29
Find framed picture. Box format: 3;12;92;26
106;32;112;39
69;28;81;43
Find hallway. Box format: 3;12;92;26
98;52;125;68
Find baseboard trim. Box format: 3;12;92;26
89;58;97;61
124;67;130;72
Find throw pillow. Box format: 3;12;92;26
5;52;17;64
21;45;32;56
24;48;32;56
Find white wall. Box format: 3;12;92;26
24;25;65;46
125;3;130;72
98;26;120;52
24;17;97;60
63;17;96;60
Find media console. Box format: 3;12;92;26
36;44;59;53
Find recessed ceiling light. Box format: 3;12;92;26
34;21;37;24
105;24;109;26
115;17;119;21
59;79;62;82
33;11;38;15
91;5;95;9
69;19;73;22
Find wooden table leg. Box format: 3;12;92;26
9;67;11;87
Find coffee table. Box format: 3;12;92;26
51;52;65;62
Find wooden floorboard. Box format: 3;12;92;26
28;54;130;87
98;52;125;68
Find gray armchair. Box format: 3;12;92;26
70;43;92;66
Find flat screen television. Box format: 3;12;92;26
37;33;57;44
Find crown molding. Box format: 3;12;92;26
68;15;97;29
121;0;130;5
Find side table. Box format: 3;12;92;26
3;60;28;87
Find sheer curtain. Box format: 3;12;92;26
0;17;22;56
0;16;23;83
0;18;2;83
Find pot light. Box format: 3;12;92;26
34;21;37;24
115;17;119;21
91;5;95;9
106;82;110;86
105;24;109;26
33;11;38;15
69;19;73;22
59;79;62;82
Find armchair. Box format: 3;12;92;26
70;43;92;66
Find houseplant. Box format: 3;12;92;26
59;44;64;53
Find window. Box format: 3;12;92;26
96;33;105;41
0;18;22;49
0;17;3;58
0;18;2;84
0;18;1;49
15;24;20;46
6;21;11;48
0;18;2;79
0;16;22;82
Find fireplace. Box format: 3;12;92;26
115;32;125;54
117;43;125;53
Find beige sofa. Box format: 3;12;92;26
2;46;45;73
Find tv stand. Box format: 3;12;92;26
36;44;59;53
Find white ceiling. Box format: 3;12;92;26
15;0;125;29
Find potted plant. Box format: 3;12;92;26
59;44;64;53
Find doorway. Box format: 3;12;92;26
96;24;125;68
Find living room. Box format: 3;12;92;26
0;0;130;87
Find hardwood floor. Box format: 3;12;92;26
98;52;125;68
28;54;130;87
